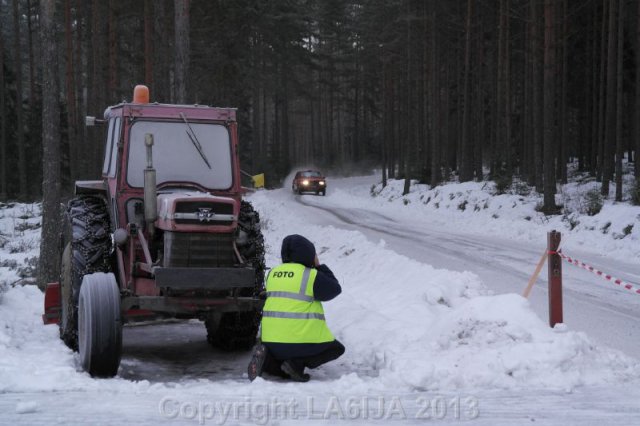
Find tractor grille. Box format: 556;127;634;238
174;201;235;226
163;232;235;268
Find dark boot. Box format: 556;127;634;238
281;360;310;382
262;354;289;379
247;344;267;381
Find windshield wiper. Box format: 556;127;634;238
180;112;212;169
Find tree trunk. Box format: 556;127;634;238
614;0;624;201
543;0;557;212
441;62;451;180
0;22;6;200
636;0;640;180
144;0;153;87
64;0;77;184
596;0;608;181
495;0;506;175
422;1;431;183
523;7;532;183
532;0;544;191
558;0;568;184
474;15;484;181
382;43;390;188
91;0;107;174
459;0;474;182
403;0;411;195
251;33;263;173
108;0;117;101
13;0;27;200
430;4;440;187
75;0;90;181
504;0;512;174
38;0;62;290
589;4;599;174
174;0;190;104
153;0;169;101
26;0;37;109
602;0;618;197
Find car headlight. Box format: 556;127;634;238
302;180;309;185
319;181;325;186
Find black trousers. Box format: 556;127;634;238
263;340;345;376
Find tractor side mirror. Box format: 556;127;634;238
85;116;105;127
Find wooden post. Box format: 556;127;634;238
548;230;563;327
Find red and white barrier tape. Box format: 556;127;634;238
552;251;640;295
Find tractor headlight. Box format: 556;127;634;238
302;180;309;186
319;181;325;186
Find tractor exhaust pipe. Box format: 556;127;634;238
144;133;157;238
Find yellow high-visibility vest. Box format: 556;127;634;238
261;263;334;344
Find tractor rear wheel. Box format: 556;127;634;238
78;272;122;377
58;196;113;351
206;200;265;351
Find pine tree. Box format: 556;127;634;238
38;0;61;290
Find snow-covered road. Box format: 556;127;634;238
294;175;640;358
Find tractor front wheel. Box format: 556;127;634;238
78;272;122;377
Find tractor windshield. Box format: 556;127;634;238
127;120;233;189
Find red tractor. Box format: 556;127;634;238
43;85;265;377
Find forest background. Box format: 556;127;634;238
1;0;639;213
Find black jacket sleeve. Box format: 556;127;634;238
313;264;342;301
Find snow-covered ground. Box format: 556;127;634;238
1;174;640;425
0;202;41;290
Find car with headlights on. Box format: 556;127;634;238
292;170;326;196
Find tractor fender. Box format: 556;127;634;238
74;180;107;196
42;282;61;325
